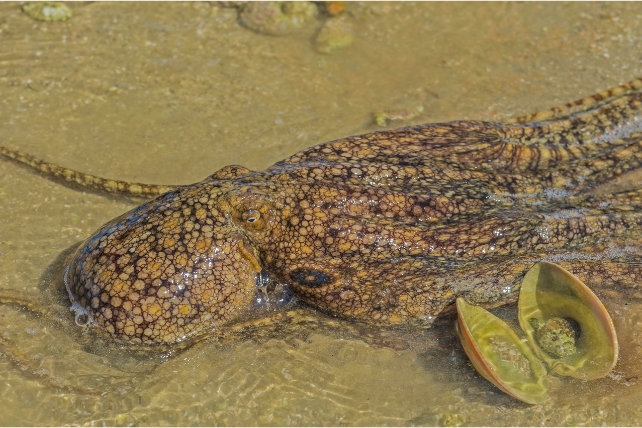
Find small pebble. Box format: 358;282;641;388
325;1;346;16
239;2;318;36
27;82;44;92
314;15;354;54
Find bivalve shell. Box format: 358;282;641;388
455;297;549;404
518;261;618;380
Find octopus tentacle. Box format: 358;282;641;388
0;285;331;393
0;336;103;395
508;77;642;124
451;246;642;301
0;145;179;198
448;91;642;173
282;78;642;187
557;259;642;297
0;288;104;394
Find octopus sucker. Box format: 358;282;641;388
2;77;642;347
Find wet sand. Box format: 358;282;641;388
2;2;642;425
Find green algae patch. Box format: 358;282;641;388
22;2;73;22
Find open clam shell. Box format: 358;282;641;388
518;261;618;380
455;297;548;404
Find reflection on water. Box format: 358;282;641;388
3;1;642;425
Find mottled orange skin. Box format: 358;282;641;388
65;78;642;345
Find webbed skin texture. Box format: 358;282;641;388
57;78;642;345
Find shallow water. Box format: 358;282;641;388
2;1;642;425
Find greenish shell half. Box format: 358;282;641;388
518;261;618;380
456;298;548;405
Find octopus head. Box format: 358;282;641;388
64;174;285;345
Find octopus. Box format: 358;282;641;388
3;77;642;348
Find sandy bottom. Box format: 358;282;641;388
2;1;642;425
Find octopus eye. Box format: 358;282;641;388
291;269;332;287
242;209;261;223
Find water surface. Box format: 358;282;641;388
2;2;642;425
